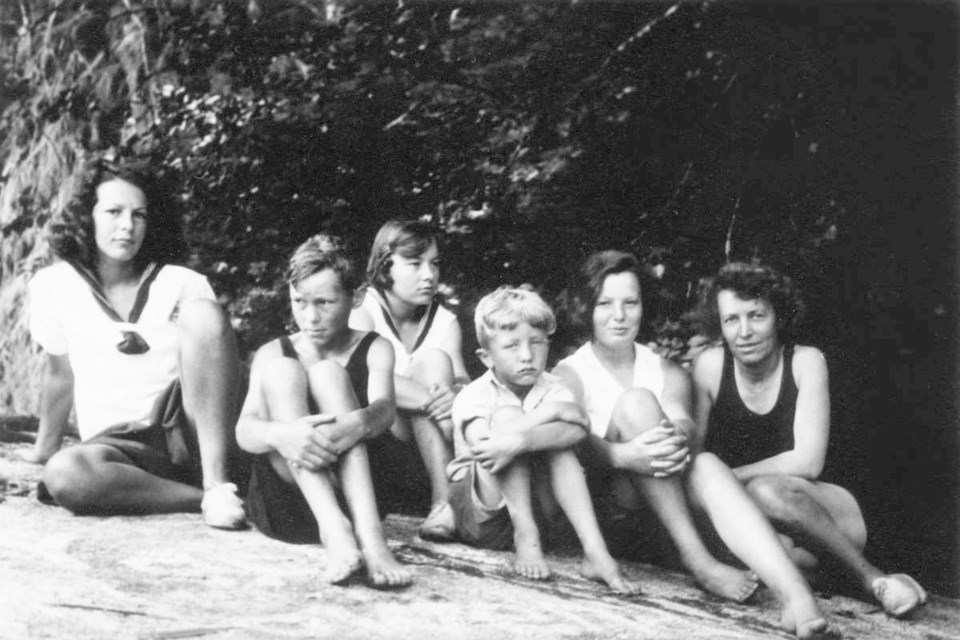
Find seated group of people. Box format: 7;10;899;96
21;162;927;638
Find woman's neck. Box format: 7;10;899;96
96;258;141;287
590;338;635;368
381;288;424;323
734;344;783;384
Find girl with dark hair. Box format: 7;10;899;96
22;159;246;529
350;219;469;541
554;250;833;638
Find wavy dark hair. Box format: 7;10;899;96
560;250;654;344
365;219;441;293
48;159;185;272
699;262;804;342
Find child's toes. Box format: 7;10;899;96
371;568;413;589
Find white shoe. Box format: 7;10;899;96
872;573;927;617
201;482;246;530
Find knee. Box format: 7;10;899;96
745;475;806;524
686;451;725;487
262;358;309;395
408;349;454;384
178;298;231;334
42;448;100;513
610;388;663;440
306;360;351;390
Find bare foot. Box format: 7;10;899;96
513;526;551;580
581;552;641;595
364;545;413;589
322;549;363;585
688;560;759;602
781;600;837;639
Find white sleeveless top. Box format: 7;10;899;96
359;289;458;374
557;342;665;438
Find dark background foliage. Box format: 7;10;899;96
1;0;956;595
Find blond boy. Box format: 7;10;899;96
447;286;638;592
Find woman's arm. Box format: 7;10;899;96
21;354;74;463
731;346;831;482
440;319;471;385
690;346;724;454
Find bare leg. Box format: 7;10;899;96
178;299;242;489
687;454;829;637
746;475;925;616
405;350;455;539
545;449;640;594
261;359;361;584
489;406;550;580
307;363;412;588
610;389;757;602
43;299;242;519
42;444;202;514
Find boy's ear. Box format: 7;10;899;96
475;347;494;369
352;284;367;309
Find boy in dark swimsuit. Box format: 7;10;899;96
236;235;412;588
692;262;926;618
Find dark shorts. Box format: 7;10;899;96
245;432;432;544
38;381;205;504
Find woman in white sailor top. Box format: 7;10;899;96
350;220;469;541
23;159;245;529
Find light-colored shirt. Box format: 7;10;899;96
556;342;664;438
446;369;574;481
29;261;216;440
358;288;458;375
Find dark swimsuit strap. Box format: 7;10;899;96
67;260;163;354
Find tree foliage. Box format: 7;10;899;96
0;1;957;591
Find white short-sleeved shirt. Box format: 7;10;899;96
556;342;665;439
358;289;458;375
446;369;574;481
28;262;216;441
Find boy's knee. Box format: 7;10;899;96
262;358;309;391
42;448;100;513
490;405;524;430
306;360;352;391
610;388;663;439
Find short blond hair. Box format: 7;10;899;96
474;285;556;349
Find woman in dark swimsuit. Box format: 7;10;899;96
693;261;927;618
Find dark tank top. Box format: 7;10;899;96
278;331;378;408
705;344;797;469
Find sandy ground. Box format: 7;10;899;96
1;436;958;640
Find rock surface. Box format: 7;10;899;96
1;435;957;640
